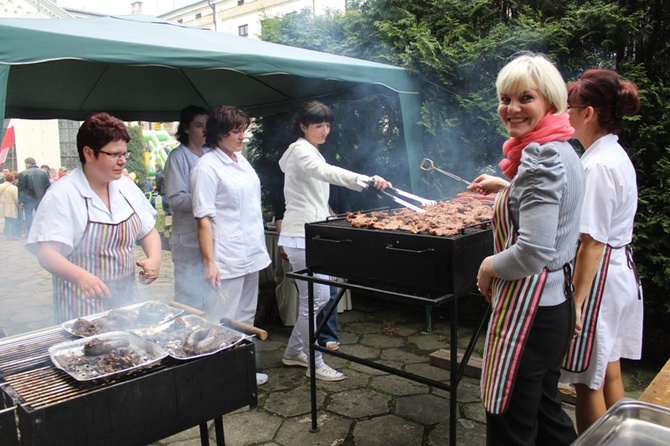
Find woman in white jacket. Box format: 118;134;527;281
278;100;390;381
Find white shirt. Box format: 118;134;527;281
190;149;270;279
278;137;363;238
26;167;157;256
579;133;637;246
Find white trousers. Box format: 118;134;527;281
205;271;259;327
283;246;331;368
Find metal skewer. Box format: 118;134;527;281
420;158;472;186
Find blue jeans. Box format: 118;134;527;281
317;286;339;345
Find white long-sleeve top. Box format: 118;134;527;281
164;143;212;247
278;137;364;238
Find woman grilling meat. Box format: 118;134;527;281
560;69;643;434
467;53;583;445
278;100;390;382
26;112;162;324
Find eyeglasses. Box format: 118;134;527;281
567;105;586;111
98;150;130;160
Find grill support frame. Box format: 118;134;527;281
287;269;490;446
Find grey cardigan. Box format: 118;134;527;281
492;140;585;306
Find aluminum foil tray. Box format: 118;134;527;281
573;398;670;445
61;301;184;337
49;331;168;382
131;314;250;360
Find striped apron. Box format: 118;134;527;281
563;243;640;372
481;187;548;415
53;195;141;323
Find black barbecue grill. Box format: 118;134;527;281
0;325;257;446
291;201;494;446
306;214;493;296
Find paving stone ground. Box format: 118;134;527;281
0;233;578;446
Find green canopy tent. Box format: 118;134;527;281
0;14;424;188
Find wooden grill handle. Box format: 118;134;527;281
220;318;268;341
169;300;206;317
170;300;268;340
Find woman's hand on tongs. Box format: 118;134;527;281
468;174;509;196
369;175;392;190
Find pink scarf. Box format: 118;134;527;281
498;113;574;179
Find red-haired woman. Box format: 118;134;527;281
26;112;162;323
561;69;643;433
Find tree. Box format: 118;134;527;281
257;0;670;366
125;125;148;184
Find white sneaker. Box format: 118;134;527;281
256;372;268;386
307;364;345;382
282;351;309;368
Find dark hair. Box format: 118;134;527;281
4;172;14;183
567;69;640;135
176;105;209;145
205;106;251;148
289;100;334;141
76;112;130;164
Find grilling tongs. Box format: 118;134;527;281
420;158;472;186
366;179;436;213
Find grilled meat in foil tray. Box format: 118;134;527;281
49;331;168;381
61;301;184;337
131;314;250;360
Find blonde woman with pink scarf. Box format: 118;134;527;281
467;53;584;446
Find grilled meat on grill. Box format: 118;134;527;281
346;193;493;236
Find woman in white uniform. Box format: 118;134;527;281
26;112;161;323
191;105;271;386
562;69;643;433
278;100;390;382
165;105;212;311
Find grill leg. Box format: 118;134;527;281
214;417;225;446
308;275;320;433
199;422;209;445
422;305;433;333
450;298;458;446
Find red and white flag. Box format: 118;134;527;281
0;119;15;165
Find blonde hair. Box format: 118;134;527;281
496;53;567;114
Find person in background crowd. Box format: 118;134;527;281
0;168;9;184
56;166;68;180
560;69;643;434
17;157;50;232
26;112;161;323
154;163;171;215
191;105;270;386
0;172;21;239
164;105;213;311
40;165;54;185
278;100;390;382
468;53;583;445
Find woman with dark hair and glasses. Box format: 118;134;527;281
26;112;161;323
164;105;212;311
561;69;643;434
191;105;271;386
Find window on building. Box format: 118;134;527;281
238;0;245;5
239;24;248;37
177;19;183;23
195;12;202;19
